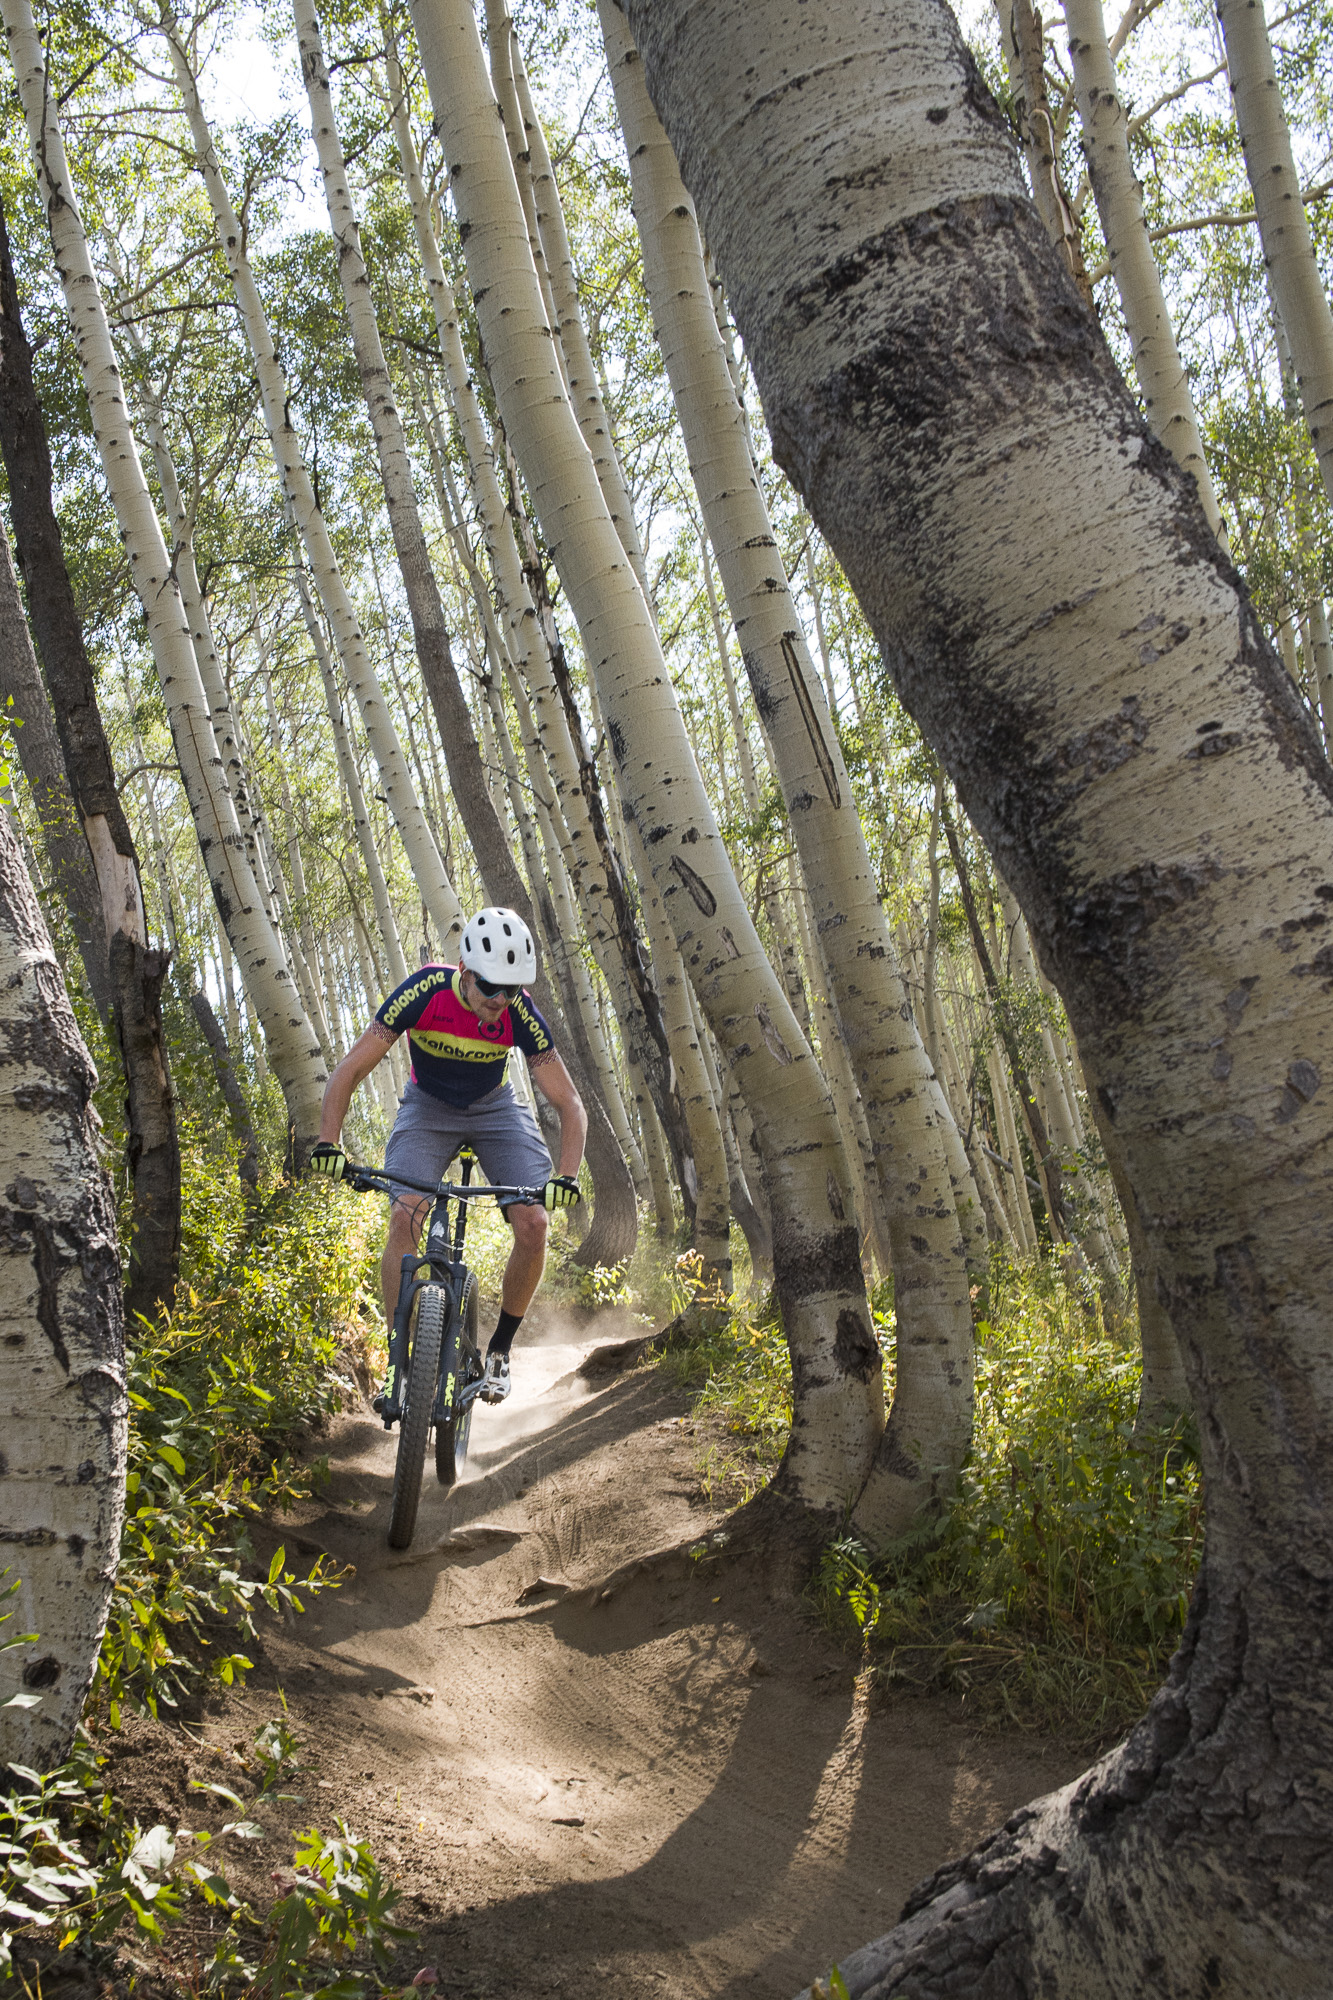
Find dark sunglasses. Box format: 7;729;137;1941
472;972;522;1001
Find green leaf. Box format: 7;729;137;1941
157;1445;187;1476
268;1546;287;1586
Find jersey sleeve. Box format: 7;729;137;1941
375;967;452;1036
509;991;555;1061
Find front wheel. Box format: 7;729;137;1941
435;1272;480;1488
388;1283;446;1550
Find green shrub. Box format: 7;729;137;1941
93;1166;380;1726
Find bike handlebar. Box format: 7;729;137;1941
341;1161;547;1203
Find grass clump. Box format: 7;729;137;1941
817;1257;1203;1738
665;1252;1203;1738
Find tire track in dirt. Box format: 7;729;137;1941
248;1309;1084;1998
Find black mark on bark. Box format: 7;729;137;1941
781;634;840;808
834;1308;879;1383
669;856;716;916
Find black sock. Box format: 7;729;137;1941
487;1309;523;1359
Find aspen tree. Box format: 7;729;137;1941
627;0;1333;1984
387;48;686;1184
487;0;651;596
603;4;974;1532
1064;0;1227;539
408;0;884;1509
2;0;328;1151
1217;0;1333;508
0;199;181;1318
0;802;125;1770
153;7;462;961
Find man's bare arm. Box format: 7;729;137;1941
529;1050;587;1178
319;1021;396;1144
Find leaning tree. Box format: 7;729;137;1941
620;0;1333;1992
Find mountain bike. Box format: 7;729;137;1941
344;1151;546;1550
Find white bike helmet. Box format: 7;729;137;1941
460;906;536;985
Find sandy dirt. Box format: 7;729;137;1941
112;1307;1087;1998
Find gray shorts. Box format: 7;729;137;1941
383;1080;552;1215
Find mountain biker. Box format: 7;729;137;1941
307;907;586;1404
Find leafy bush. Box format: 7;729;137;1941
92;1166;380;1725
0;1724;417;1994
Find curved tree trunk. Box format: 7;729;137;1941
408;0;884;1513
387;47;687;1194
156;5;463;962
625;0;1333;1990
294;0;637;1266
602;4;975;1535
488;0;652;598
0;801;125;1771
1216;0;1333;509
2;0;328;1155
1064;0;1227;540
997;0;1094;305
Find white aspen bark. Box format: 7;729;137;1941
410;0;884;1509
603;3;973;1533
989;1044;1040;1255
156;9;462;959
491;0;652;596
802;544;841;720
0;803;125;1769
1216;0;1333;507
628;0;1333;1984
1064;0;1227;539
2;0;327;1146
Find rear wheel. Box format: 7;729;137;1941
435;1272;480;1487
388;1283;446;1550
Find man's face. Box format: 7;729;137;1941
460;966;512;1026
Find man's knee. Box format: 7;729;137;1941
509;1202;548;1253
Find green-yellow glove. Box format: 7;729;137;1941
542;1174;581;1211
308;1141;347;1180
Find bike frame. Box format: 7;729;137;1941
346;1155;542;1423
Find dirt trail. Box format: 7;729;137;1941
234;1310;1082;1997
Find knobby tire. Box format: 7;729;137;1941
388;1282;446;1550
436;1272;479;1488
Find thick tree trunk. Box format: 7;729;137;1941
1065;0;1227;539
0;801;125;1771
0;516;110;1017
0;193;181;1316
603;5;975;1536
409;0;885;1513
625;0;1333;1989
294;0;637;1265
1216;0;1333;509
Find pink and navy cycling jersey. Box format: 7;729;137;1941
375;966;553;1109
